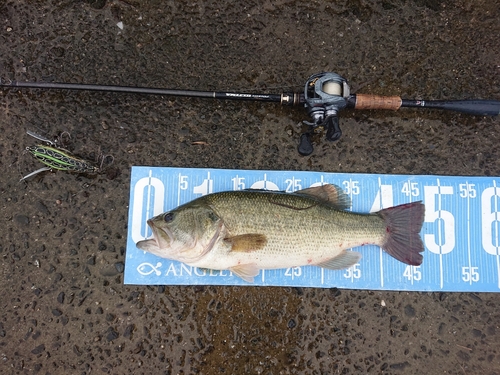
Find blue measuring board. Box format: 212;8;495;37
124;167;500;292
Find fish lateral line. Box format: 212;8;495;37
267;197;319;211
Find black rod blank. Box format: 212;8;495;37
0;79;301;105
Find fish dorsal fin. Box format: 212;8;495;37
230;264;260;283
295;184;351;209
315;250;361;270
226;233;267;252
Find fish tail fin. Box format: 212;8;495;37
377;201;425;266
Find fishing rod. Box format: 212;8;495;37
1;72;499;155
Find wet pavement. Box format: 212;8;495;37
1;0;499;374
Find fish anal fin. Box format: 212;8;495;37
226;233;267;252
295;184;351;209
230;264;260;283
316;250;361;270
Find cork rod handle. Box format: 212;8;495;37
353;94;402;111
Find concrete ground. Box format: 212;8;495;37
0;0;499;374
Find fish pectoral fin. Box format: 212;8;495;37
226;233;267;252
230;264;260;283
295;184;351;210
316;250;361;270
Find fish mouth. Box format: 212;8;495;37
147;219;174;248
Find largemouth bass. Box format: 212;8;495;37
136;184;425;282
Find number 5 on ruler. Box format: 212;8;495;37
424;182;455;288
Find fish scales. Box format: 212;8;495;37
200;190;386;261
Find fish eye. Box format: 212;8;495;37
163;212;174;223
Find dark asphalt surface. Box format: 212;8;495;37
1;0;499;374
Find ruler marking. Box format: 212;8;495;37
436;179;444;289
143;169;153;238
495;181;500;289
378;177;385;288
408;179;414;286
467;181;471;285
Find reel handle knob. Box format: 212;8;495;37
325;115;342;142
298;133;314;156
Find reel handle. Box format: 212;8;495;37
298;115;342;156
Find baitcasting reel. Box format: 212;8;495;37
299;72;351;156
